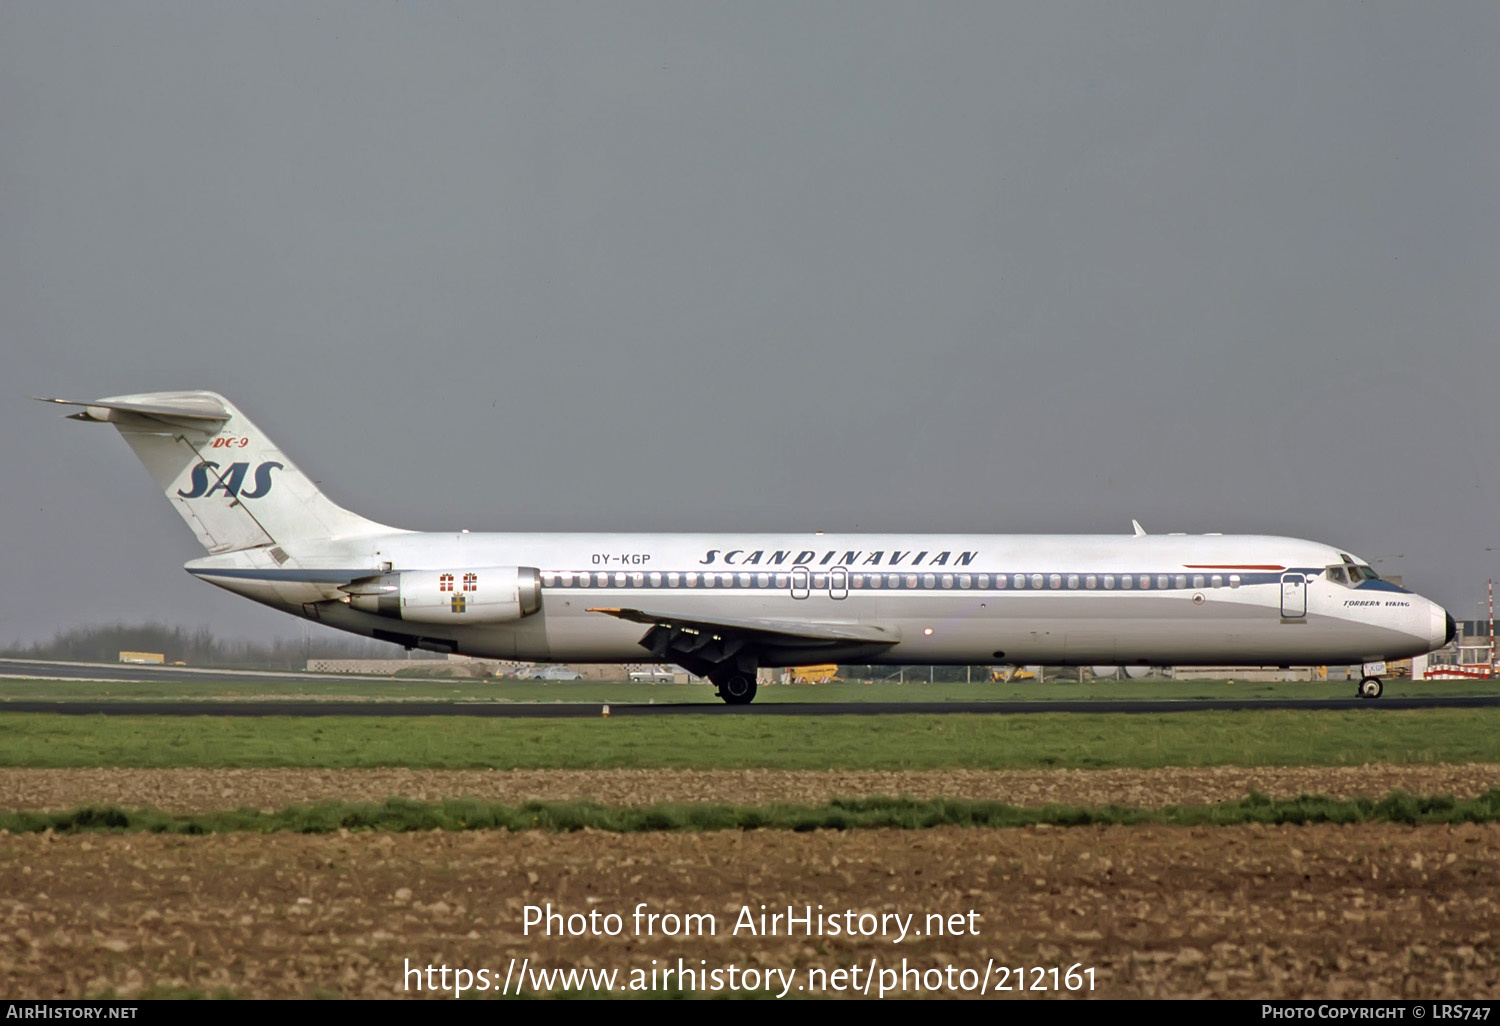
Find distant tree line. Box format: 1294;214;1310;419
1;623;408;670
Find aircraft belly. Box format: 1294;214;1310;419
509;590;1432;666
1059;615;1418;665
539;602;669;661
1065;632;1118;662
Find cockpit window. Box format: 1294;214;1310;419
1327;563;1380;586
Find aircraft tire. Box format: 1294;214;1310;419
715;672;758;706
1358;676;1383;700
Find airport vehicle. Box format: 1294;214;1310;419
118;651;165;665
789;664;840;684
41;391;1455;705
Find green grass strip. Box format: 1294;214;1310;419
4;789;1500;835
4;676;1496;704
4;709;1499;770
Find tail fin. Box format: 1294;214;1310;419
39;391;396;554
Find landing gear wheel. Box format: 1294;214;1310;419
714;671;758;706
1358;676;1383;699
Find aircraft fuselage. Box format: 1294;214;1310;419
185;530;1450;667
43;390;1455;703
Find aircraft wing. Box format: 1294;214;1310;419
590;606;901;644
588;606;901;677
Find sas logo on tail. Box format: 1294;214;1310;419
177;461;284;500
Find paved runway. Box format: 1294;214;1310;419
0;658;390;685
4;696;1499;717
5;658;1496;717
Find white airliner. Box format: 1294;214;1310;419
40;391;1454;704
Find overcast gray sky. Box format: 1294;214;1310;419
3;2;1497;646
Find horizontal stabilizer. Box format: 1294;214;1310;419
34;395;231;426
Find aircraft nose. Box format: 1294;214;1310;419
1430;603;1456;650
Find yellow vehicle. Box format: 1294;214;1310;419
789;664;840;684
991;666;1036;682
118;651;165;665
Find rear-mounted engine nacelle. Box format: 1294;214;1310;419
341;567;541;624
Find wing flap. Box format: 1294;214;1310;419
589;607;902;644
588;606;901;679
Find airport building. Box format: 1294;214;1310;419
1416;617;1496;679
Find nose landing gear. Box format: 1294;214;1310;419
1358;676;1383;699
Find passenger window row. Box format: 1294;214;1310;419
537;571;1243;590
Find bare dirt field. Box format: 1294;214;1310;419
1;764;1498;999
1;823;1496;999
5;763;1500;812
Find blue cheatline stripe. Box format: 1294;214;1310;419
1354;579;1412;594
192;566;1417;595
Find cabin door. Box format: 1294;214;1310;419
1280;573;1307;619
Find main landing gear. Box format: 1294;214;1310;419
1358;676;1383;699
711;668;758;706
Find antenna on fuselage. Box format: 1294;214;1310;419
1131;520;1147;536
